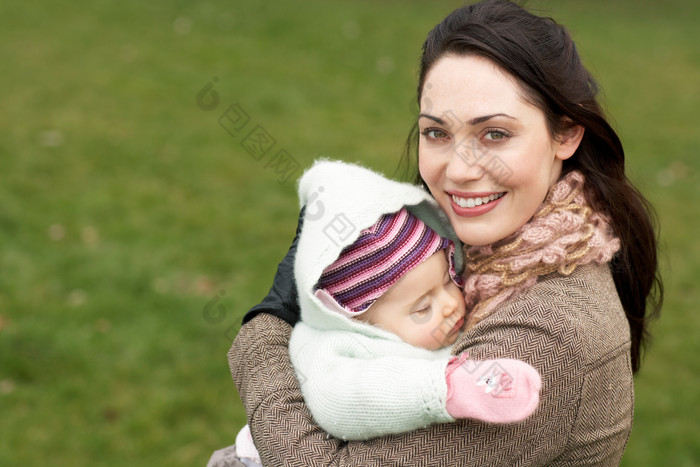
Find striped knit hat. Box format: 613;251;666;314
315;208;462;315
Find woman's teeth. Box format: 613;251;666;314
452;192;504;208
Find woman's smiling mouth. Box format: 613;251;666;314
451;192;505;208
447;191;506;217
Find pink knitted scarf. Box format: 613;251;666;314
462;170;620;328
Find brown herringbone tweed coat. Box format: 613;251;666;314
229;263;633;466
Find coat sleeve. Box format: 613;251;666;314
229;308;585;467
288;324;454;440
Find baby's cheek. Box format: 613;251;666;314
422;332;444;351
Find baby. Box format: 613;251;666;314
218;161;541;467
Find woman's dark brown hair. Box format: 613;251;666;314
402;0;662;373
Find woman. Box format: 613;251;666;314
228;1;662;465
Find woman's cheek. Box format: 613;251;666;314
418;151;440;192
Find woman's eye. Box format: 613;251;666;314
484;129;510;141
421;128;449;141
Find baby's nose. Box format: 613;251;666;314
441;294;459;317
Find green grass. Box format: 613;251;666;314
1;0;698;465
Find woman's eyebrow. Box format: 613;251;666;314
418;112;517;125
418;113;445;124
467;113;517;125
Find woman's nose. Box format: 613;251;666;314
444;140;486;182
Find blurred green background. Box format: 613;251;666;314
1;0;697;465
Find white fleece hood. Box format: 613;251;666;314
294;160;462;337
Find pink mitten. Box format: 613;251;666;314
445;352;541;423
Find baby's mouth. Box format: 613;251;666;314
448;316;465;336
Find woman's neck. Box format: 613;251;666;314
462;170;620;327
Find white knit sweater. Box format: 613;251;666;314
289;160;459;440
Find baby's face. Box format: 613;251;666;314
357;251;466;350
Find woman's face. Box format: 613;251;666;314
418;54;580;246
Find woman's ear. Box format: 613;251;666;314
555;122;585;161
